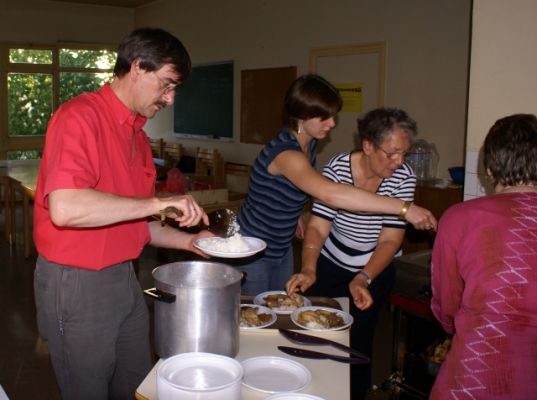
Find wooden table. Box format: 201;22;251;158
1;161;39;257
135;298;351;400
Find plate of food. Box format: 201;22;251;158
253;291;312;315
290;306;353;331
240;304;277;329
194;234;266;258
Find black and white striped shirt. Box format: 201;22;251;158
312;151;416;272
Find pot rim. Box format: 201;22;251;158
152;261;242;289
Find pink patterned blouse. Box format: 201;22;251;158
430;192;537;400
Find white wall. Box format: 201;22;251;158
0;0;135;44
1;0;471;179
137;0;471;178
464;0;537;200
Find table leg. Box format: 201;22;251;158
23;190;29;258
3;177;15;245
9;180;16;245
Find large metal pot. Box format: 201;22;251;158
145;261;241;358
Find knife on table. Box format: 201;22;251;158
279;329;370;361
278;346;370;364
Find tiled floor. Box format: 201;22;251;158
0;204;432;400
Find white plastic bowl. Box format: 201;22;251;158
157;352;243;400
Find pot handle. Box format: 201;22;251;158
143;288;176;303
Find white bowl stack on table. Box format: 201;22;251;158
136;297;350;400
157;352;243;400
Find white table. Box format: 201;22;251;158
136;298;350;400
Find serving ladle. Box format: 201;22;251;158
279;328;370;362
159;207;238;237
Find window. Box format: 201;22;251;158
0;43;116;159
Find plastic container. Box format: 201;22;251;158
406;139;439;183
448;166;465;185
157;352;243;400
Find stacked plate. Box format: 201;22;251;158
157;352;243;400
265;394;326;400
241;356;311;394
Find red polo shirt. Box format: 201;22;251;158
34;84;156;270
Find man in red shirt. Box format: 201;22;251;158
33;28;211;400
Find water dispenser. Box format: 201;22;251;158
406;139;439;183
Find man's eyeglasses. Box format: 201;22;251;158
376;146;408;161
152;71;178;95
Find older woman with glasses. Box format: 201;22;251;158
286;107;419;399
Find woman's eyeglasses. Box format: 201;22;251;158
376;146;408;160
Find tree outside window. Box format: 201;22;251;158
1;45;116;159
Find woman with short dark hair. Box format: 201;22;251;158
430;113;537;399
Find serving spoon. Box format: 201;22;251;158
158;207;238;237
279;329;370;361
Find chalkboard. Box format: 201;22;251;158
173;61;233;140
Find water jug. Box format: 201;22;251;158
406;139;439;183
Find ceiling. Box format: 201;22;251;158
47;0;157;8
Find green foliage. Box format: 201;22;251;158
7;150;42;160
8;73;53;136
60;72;112;105
7;48;115;139
59;48;116;68
9;48;52;64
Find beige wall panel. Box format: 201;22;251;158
1;0;134;44
138;0;471;178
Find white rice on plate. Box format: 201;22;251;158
200;233;249;253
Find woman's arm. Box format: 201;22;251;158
286;215;332;295
270;150;436;230
350;227;405;310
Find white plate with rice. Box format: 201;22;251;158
290;306;353;331
194;235;266;258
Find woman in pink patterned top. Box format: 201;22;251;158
430;113;537;400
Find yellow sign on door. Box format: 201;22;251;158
335;82;362;113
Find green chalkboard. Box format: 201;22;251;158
173;61;233;140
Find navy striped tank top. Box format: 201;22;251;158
237;129;316;260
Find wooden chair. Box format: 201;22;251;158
163;143;184;169
195;147;225;189
225;162;252;177
224;162;251;198
149;137;165;159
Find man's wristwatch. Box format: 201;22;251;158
356;270;372;286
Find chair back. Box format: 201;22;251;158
149;138;165;158
163;143;184;168
225;162;251;195
195;147;225;188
